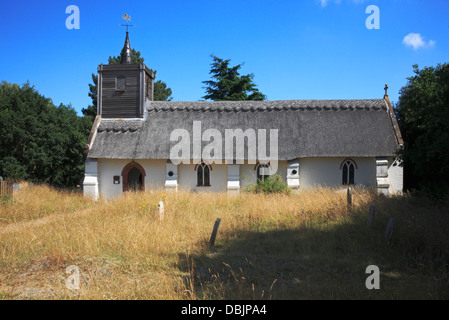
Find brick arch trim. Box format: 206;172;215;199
121;161;146;192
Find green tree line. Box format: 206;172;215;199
0;81;90;187
395;63;449;197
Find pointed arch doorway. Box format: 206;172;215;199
121;161;146;192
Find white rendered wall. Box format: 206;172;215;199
388;157;403;194
178;163;228;192
299;157;377;189
93;157;397;198
83;158;99;200
97;159;166;200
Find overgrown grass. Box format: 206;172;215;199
0;184;95;226
0;185;448;299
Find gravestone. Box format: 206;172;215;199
367;205;375;229
158;200;164;221
209;218;222;248
384;217;395;245
347;187;352;211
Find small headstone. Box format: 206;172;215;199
209;218;222;248
158;200;164;221
347;187;352;211
384;217;395;245
367;205;375;229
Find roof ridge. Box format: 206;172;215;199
148;99;387;112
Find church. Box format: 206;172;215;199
83;31;404;200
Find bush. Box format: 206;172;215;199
1;194;12;204
244;174;291;194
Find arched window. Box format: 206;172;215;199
341;159;357;185
256;163;270;182
196;162;211;186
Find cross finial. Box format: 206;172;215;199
384;84;389;97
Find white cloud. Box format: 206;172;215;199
318;0;360;7
402;33;436;50
319;0;341;7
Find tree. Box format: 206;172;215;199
82;48;173;122
0;81;88;187
81;73;98;123
202;55;266;101
395;63;449;196
154;80;173;101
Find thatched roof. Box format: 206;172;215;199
87;99;402;161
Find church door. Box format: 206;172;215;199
122;162;146;192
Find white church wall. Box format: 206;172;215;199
388;157;403;194
83;158;99;200
299;157;377;189
97;159;166;199
141;159;167;190
178;163;228;192
93;157;398;199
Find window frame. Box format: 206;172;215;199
340;159;357;185
256;163;270;182
196;162;211;187
115;75;126;92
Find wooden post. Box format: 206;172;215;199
367;205;375;229
384;217;395;245
347;187;352;212
209;218;221;248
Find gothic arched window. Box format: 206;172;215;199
197;162;211;186
341;159;357;185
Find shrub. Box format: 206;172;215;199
244;174;291;194
1;194;12;203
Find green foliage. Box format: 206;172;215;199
108;48;145;65
395;63;449;197
0;81;88;187
154;80;173;101
81;73;98;124
244;175;290;194
1;194;12;204
202;55;266;101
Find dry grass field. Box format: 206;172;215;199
0;184;448;299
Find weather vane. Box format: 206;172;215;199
120;13;134;32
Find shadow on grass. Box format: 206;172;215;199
177;195;449;300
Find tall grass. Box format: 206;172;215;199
0;184;95;226
0;185;448;299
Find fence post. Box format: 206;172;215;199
209;218;222;248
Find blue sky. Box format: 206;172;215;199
1;0;448;116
